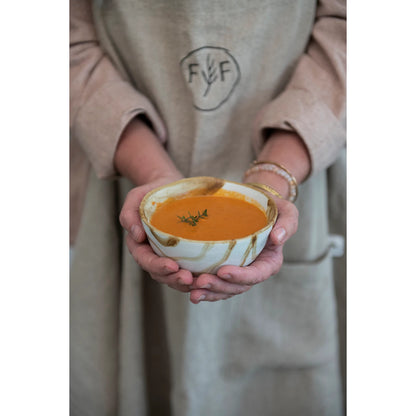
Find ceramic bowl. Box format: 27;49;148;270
139;176;278;274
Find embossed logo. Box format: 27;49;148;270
180;46;241;111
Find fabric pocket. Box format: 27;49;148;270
223;248;339;373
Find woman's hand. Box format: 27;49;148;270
189;130;308;303
119;175;196;292
189;196;298;303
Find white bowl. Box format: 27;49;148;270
139;177;278;274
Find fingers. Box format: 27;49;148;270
188;228;286;303
126;234;178;273
190;289;233;304
269;198;299;246
189;273;251;303
123;197;293;302
119;187;147;242
125;234;193;291
155;268;194;292
165;269;194;292
127;232;251;302
217;245;284;285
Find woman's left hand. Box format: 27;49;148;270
189;196;298;303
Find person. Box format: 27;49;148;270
70;0;346;415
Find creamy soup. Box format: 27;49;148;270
150;195;268;241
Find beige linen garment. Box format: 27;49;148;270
70;0;346;415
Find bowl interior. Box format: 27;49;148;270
140;176;277;242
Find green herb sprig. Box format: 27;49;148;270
177;209;208;226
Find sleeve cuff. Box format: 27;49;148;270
252;88;346;174
72;79;167;179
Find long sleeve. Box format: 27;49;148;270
253;0;346;174
70;0;167;178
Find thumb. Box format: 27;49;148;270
119;186;148;242
269;198;299;245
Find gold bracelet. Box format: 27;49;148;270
244;160;298;202
246;183;283;199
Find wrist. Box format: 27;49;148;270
244;170;290;200
259;129;311;184
114;117;182;185
243;130;308;202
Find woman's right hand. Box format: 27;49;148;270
119;176;194;293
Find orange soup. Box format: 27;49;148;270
150;195;268;240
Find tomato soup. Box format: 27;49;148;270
150;195;268;240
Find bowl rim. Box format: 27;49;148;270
139;176;278;244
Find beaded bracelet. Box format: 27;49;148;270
246;183;283;199
244;160;298;202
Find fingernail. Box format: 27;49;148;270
197;295;206;302
201;284;211;289
178;276;190;285
275;227;287;244
221;274;231;279
164;264;178;273
130;225;141;241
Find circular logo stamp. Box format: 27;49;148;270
180;46;241;111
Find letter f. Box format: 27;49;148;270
188;63;199;83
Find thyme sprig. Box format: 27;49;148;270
177;209;208;226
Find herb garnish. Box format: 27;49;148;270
177;209;208;226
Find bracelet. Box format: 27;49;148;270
246;183;283;199
244;160;298;202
